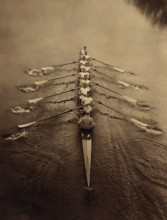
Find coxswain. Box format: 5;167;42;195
78;112;95;135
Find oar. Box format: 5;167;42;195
18;107;80;128
35;73;77;86
53;61;77;68
94;99;125;116
92;82;148;107
91;82;122;96
94;99;163;135
28;88;79;104
92;68;114;80
92;68;146;91
92;58;135;75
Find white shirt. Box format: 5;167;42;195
83;105;92;113
82;97;93;106
80;65;90;72
79;60;88;66
80;49;86;55
79;87;91;96
79;72;90;79
80;79;91;86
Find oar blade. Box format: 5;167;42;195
18;121;36;128
28;97;44;104
35;80;48;86
122;95;137;105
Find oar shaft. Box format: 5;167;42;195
37;107;80;123
53;61;77;68
18;107;80;128
94;99;125;116
92;68;114;80
48;73;76;82
92;58;114;68
91;82;120;96
45;88;79;99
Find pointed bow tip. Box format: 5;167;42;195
84;186;94;191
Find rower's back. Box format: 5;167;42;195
78;114;95;130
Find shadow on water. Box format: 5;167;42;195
125;0;167;26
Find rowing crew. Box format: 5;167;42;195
78;46;95;136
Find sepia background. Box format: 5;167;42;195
0;0;167;219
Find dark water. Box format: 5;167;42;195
0;0;167;219
125;0;167;26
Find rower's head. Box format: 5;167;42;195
83;67;86;72
83;83;87;88
83;45;87;50
82;56;86;60
84;75;88;80
85;51;88;55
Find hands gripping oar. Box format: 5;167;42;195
94;99;163;135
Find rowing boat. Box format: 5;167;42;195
78;47;94;190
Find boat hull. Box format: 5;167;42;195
82;133;92;188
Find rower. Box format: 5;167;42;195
78;69;90;79
79;78;91;87
79;56;88;66
81;51;91;61
81;96;93;114
80;63;90;72
78;112;95;136
80;45;87;55
78;83;91;100
82;96;93;106
83;104;93;114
